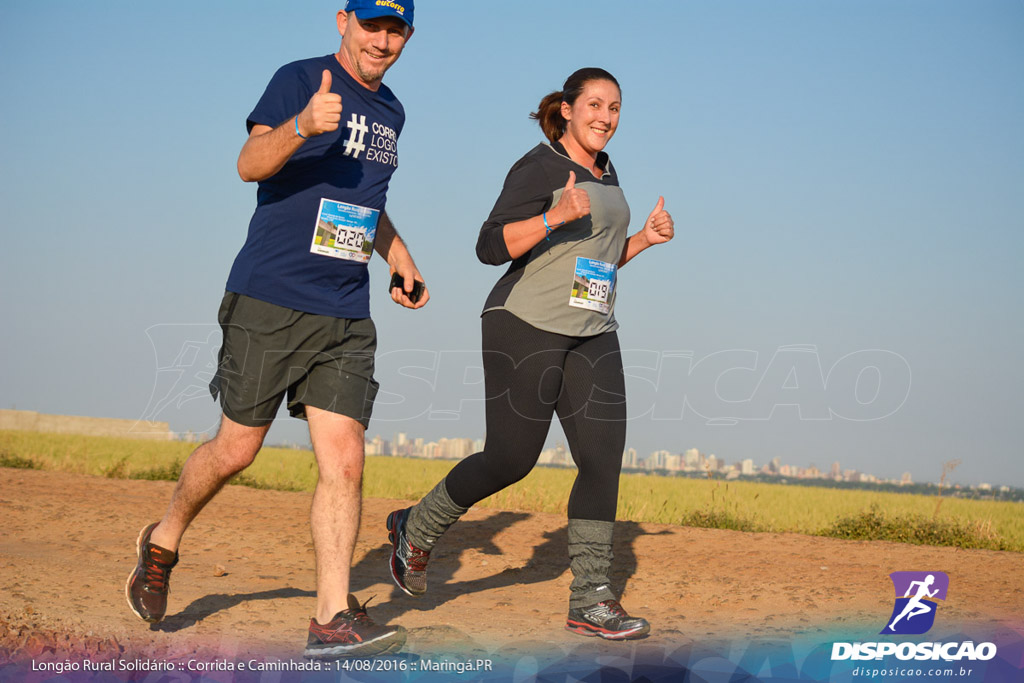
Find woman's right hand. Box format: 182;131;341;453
547;171;591;227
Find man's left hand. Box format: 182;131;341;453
389;264;429;309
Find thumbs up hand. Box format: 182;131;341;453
641;196;674;245
547;171;591;229
296;69;343;138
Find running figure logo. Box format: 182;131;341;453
344;114;369;158
881;571;949;635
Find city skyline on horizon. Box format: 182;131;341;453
353;431;991;490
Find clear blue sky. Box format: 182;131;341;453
1;1;1022;487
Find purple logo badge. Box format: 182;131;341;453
881;571;949;635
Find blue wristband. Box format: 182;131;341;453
295;116;308;140
543;212;553;241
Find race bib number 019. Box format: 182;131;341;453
568;257;616;314
310;199;379;264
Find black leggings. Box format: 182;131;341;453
444;310;627;521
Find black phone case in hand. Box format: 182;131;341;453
389;272;424;303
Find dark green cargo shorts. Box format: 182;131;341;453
208;292;379;429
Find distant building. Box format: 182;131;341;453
539;442;571;467
438;437;473;460
646;450;670;470
684;448;700;468
622;448;638;469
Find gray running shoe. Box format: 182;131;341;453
566;599;650;640
386;508;429;596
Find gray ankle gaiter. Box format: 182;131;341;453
406;478;469;551
568;518;617;608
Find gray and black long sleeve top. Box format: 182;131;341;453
477;141;630;337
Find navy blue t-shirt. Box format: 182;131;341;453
226;54;405;318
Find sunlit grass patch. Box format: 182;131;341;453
819;505;1009;551
0;449;38;469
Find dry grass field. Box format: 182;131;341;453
2;430;1021;551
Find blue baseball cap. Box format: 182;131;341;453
345;0;414;28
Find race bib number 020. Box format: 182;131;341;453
310;199;379;264
568;257;616;314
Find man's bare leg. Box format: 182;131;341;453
306;405;365;624
149;413;270;552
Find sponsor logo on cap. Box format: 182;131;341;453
376;0;405;15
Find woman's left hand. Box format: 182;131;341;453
642;196;674;246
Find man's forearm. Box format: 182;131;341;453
376;209;429;308
374;210;411;267
237;121;306;182
238;70;343;183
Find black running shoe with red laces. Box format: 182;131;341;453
566;599;650;640
125;522;178;623
304;594;406;659
386;508;429;596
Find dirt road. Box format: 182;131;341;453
1;468;1022;678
